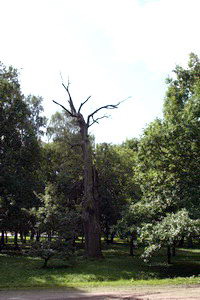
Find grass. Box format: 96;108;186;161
0;242;200;289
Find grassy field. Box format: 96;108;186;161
0;242;200;289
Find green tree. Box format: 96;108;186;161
95;142;140;243
135;53;200;261
0;62;45;245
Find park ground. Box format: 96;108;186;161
0;242;200;299
0;285;200;299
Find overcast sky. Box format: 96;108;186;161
1;0;200;144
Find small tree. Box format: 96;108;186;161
140;209;200;264
30;239;74;268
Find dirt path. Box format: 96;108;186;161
0;285;200;299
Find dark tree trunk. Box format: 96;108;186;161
129;236;134;256
36;231;40;242
110;232;115;244
79;120;102;258
5;232;8;244
48;231;52;242
167;246;171;264
1;231;5;246
187;237;193;248
104;223;110;244
14;232;19;249
81;235;84;245
20;231;24;243
178;237;184;247
172;242;176;256
30;230;35;241
43;258;49;268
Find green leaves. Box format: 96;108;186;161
140;210;200;261
133;53;200;262
0;62;45;234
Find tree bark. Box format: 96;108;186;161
30;230;35;241
14;231;19;249
187;237;193;248
20;231;24;243
167;246;171;264
178;237;184;247
172;242;176;256
0;231;5;246
80;120;102;258
129;236;134;256
110;232;115;244
36;230;40;242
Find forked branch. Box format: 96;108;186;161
62;80;77;115
88;115;109;127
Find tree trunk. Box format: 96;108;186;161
129;236;134;256
43;257;49;268
172;242;176;256
80;121;102;258
1;231;5;246
30;230;35;241
36;231;40;242
187;237;193;248
48;231;52;242
167;246;171;264
20;231;24;243
178;237;184;247
104;223;110;244
110;232;115;244
14;231;19;249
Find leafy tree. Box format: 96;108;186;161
36;184;82;243
95;142;140;243
134;53;200;261
140;210;200;264
0;62;45;244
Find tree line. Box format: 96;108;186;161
0;53;200;264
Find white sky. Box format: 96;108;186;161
1;0;200;144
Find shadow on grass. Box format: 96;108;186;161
0;243;200;289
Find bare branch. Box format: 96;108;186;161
78;96;91;113
87;104;117;125
87;96;131;125
52;100;76;118
88;115;109;127
61;82;77;115
117;96;131;106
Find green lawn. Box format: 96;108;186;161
0;243;200;289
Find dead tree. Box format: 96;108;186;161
53;81;127;258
